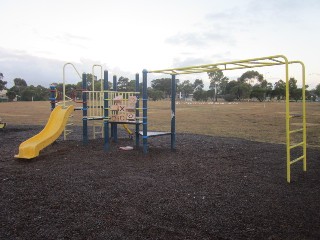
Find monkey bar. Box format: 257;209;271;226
148;55;307;183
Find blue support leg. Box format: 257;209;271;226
171;74;176;151
82;73;88;145
104;70;109;151
142;69;148;154
135;73;140;148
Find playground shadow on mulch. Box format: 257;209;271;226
1;125;320;239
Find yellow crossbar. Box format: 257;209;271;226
290;155;305;165
289;128;303;134
289;142;304;149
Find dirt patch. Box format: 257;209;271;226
1;125;320;239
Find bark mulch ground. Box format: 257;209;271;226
1;125;320;240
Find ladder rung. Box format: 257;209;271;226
289;128;303;134
64;130;73;136
289;142;304;149
290;155;305;165
289;114;302;118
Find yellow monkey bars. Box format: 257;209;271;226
149;55;306;183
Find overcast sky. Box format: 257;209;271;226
1;0;319;89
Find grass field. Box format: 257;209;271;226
0;100;319;147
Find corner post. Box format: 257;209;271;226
82;73;88;145
142;69;148;154
104;70;109;151
135;73;140;148
171;74;176;151
112;75;118;142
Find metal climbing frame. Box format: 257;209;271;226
81;71;143;151
62;63;83;140
148;54;306;183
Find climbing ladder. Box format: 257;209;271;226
286;61;307;183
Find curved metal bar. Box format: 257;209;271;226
63;63;82;108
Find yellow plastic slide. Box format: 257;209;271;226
15;105;74;159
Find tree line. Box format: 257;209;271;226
149;70;318;102
1;71;320;102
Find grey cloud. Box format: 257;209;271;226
0;48;139;88
0;48;64;88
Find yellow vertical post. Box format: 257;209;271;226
285;58;291;183
301;62;307;172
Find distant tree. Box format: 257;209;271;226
33;85;49;101
193;79;204;91
147;88;164;101
224;93;236;102
193;89;208;101
151;78;172;97
265;82;273;98
239;70;263;84
250;85;266;102
225;80;238;95
9;78;28;97
314;83;320;97
225;80;251;101
20;88;34;101
218;77;229;96
291;88;303;102
117;76;129;91
207;89;215;101
82;73;95;90
208;70;228;101
179;80;194;99
0;73;7;91
6;91;16;101
305;88;313;101
288;77;298;98
126;80;136;92
273;79;286;100
14;78;27;87
93;79;102;91
241;71;270;101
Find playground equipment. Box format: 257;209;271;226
14;105;74;159
147;55;306;183
14;54;307;183
0;117;6;129
81;70;173;153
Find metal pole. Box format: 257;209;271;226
142;69;148;154
301;62;307;172
112;75;118;142
104;70;109;151
135;73;140;148
82;73;88;145
285;58;290;183
49;85;56;111
171;74;176;151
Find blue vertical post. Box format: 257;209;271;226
142;69;148;154
135;73;140;148
82;73;88;145
171;74;176;151
49;85;56;111
104;70;109;151
112;75;118;142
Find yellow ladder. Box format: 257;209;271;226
286;61;307;183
